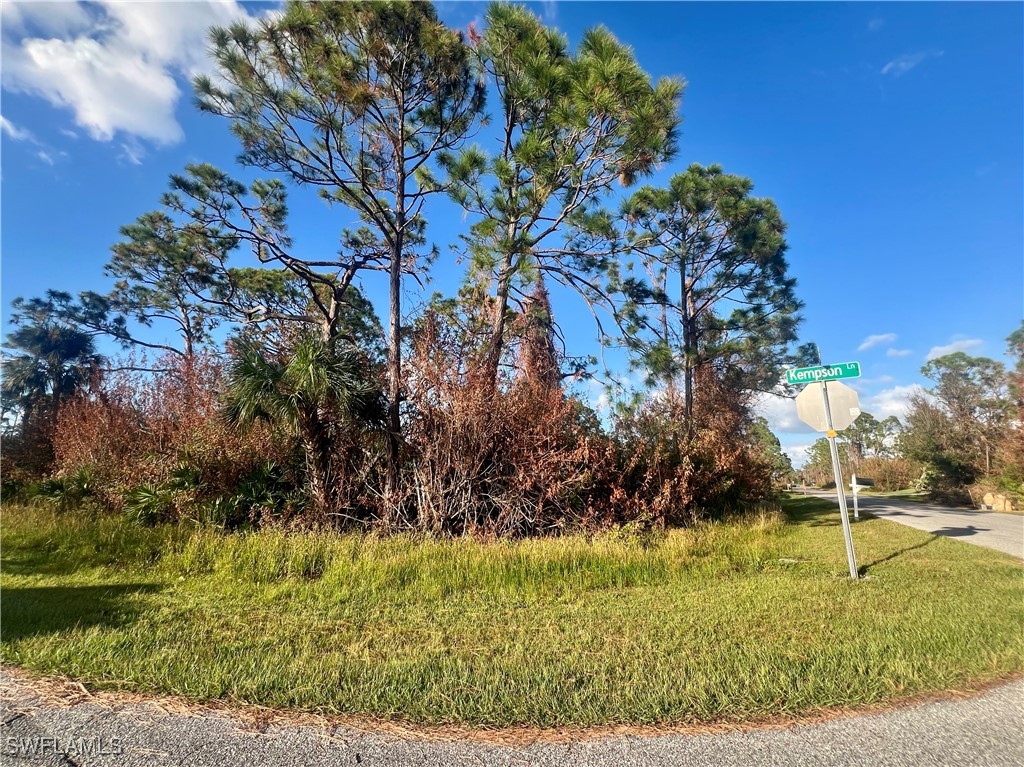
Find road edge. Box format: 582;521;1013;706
3;664;1023;747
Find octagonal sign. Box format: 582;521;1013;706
795;381;861;433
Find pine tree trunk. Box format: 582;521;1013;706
386;252;402;505
385;181;407;514
681;261;696;432
483;160;523;390
484;251;515;388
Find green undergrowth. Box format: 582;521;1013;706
2;496;1021;727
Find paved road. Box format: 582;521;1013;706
2;670;1022;767
799;490;1024;559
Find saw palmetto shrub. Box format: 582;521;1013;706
221;337;389;527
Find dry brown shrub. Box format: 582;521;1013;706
405;296;779;535
403;309;613;536
1;426;56;481
610;367;775;525
992;371;1024;495
53;352;294;512
855;457;920;492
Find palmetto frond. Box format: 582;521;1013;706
223;343;290;430
2;323;102;415
223;337;383;434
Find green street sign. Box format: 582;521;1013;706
784;361;861;385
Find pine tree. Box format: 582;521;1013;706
10;209;231;365
619;163;803;426
195;0;484;496
442;2;681;387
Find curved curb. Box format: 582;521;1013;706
5;669;1024;767
3;665;1022;746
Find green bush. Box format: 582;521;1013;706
123;483;175;526
31;467;96;512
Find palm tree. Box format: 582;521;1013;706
2;323;103;431
223;337;384;517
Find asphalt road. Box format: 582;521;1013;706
2;670;1023;767
799;489;1024;559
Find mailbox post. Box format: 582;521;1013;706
850;475;875;522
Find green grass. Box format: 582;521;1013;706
2;497;1022;727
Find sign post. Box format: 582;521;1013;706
820;381;859;580
788;360;862;580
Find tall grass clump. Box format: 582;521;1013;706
5;502;784;600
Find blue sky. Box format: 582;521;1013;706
2;1;1022;466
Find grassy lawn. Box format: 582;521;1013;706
2;496;1022;727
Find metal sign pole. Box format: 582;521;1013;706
821;381;859;579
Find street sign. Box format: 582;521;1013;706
795;377;862;580
795;380;862;432
784;362;861;386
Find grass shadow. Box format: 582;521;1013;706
859;535;939;574
782;496;843;527
0;584;162;641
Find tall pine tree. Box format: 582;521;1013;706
194;1;484;494
619;163;803;426
442;2;681;386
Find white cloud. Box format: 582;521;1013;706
7;36;184;144
926;338;983;361
0;114;34;141
886;348;912;358
2;110;65;164
858;333;897;351
864;384;925;422
118;138;145;166
0;2;93;38
1;1;255;149
784;443;814;469
881;50;943;78
867;18;884;32
753;393;816;435
101;2;246;79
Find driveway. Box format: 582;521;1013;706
799;490;1023;559
2;670;1022;767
